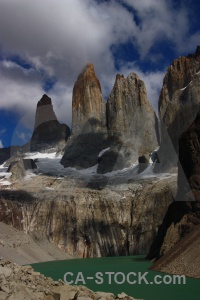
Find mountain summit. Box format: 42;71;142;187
61;66;159;172
72;63;107;135
30;94;70;151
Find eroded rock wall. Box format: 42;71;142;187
0;177;175;258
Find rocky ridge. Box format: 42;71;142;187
0;173;176;259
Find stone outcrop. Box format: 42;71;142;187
30;94;70;152
148;109;200;260
107;73;158;145
7;159;37;181
72;64;107;135
0;259;138;300
156;46;200;171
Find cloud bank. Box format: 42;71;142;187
0;0;199;130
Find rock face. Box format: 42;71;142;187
34;94;57;129
100;73;159;169
60;132;111;169
147;109;200;260
61;64;109;169
156;46;200;171
30;94;70;152
107;73;158;144
72;64;107;135
62;70;159;172
0;176;175;258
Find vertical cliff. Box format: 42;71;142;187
72;64;107;135
156;46;200;171
34;94;57;129
0;176;175;258
107;72;158;145
97;73;159;172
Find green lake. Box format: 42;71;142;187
31;256;200;300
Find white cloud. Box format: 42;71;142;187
122;0;190;56
0;0;198;131
0;140;3;148
0;60;44;127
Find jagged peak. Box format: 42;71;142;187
116;74;124;81
77;63;95;79
37;94;52;107
115;73;142;83
75;63;102;92
83;63;95;73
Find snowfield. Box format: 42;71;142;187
0;150;175;188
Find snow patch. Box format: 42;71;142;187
98;147;110;158
24;152;60;160
24;172;37;180
180;81;192;91
0;180;11;186
78;164;98;175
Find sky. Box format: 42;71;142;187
0;0;200;147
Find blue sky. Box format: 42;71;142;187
0;0;200;148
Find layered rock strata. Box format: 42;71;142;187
0;175;175;258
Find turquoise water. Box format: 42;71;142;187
31;256;200;300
